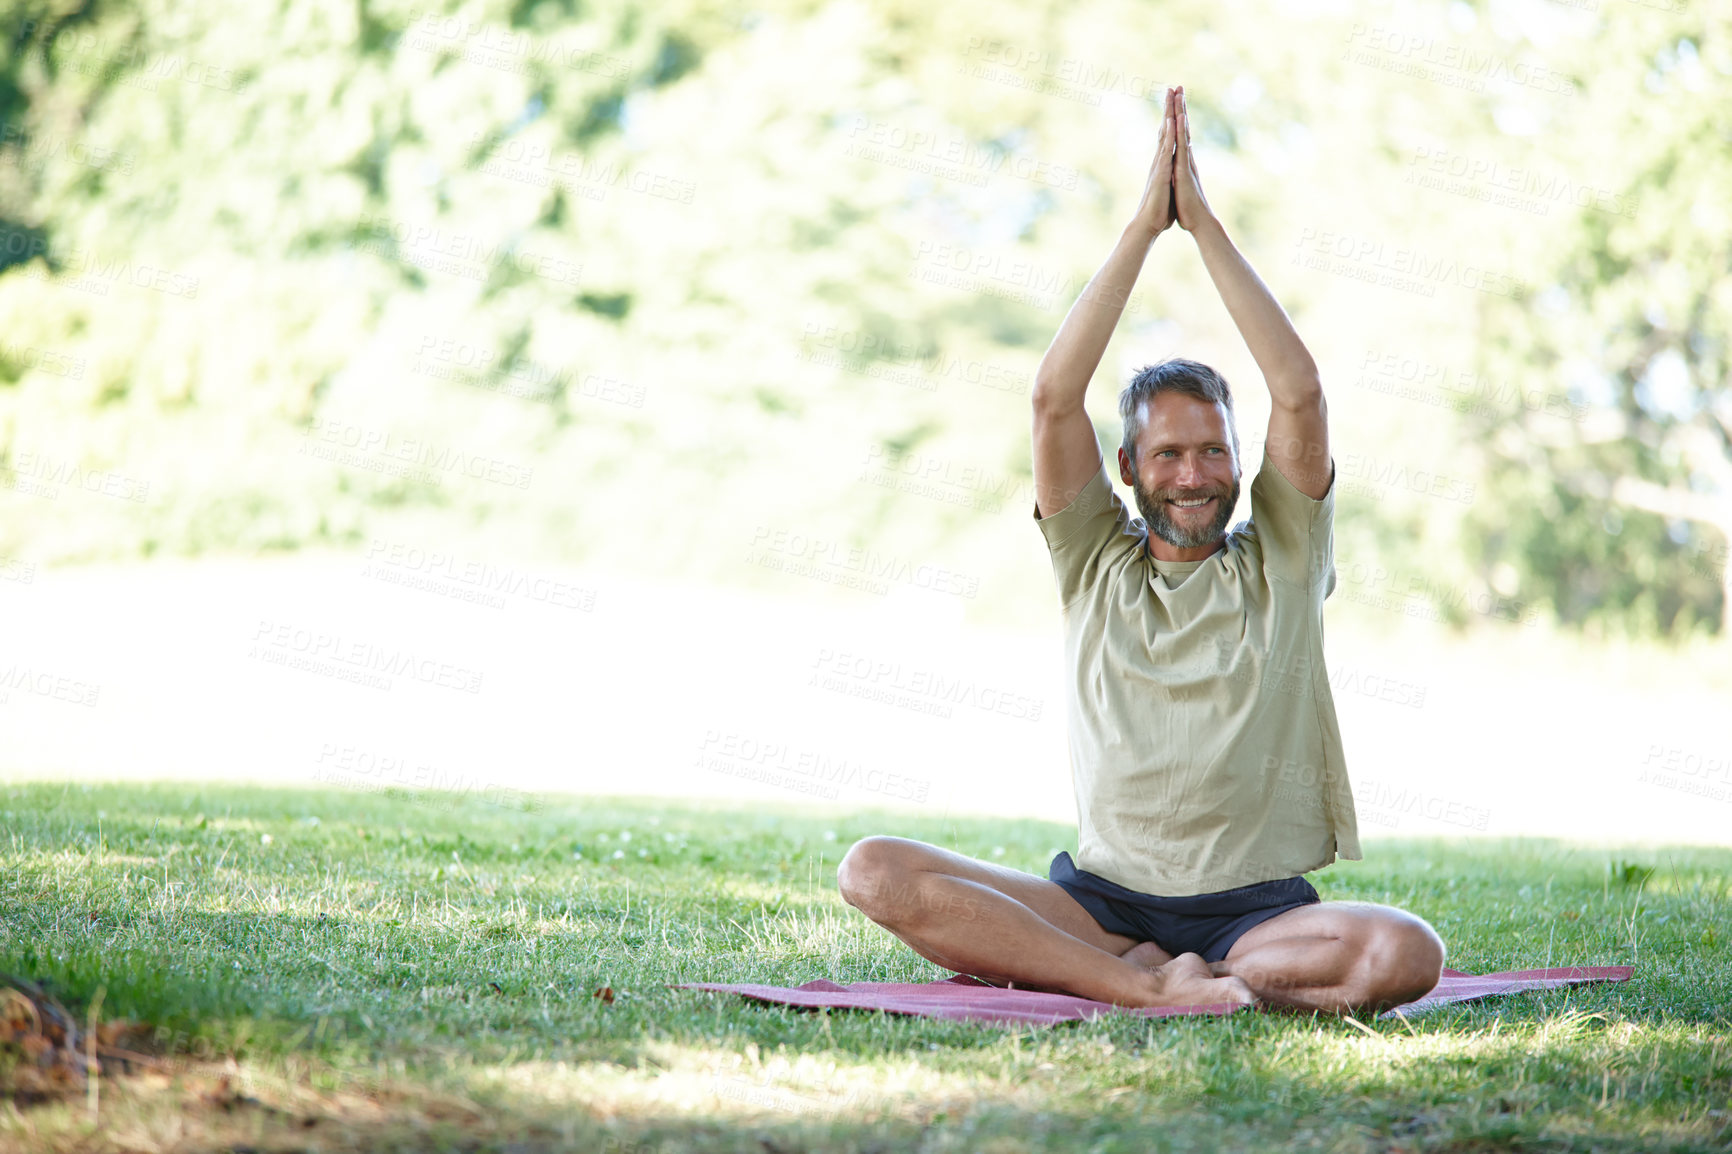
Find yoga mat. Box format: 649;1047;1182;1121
674;966;1633;1027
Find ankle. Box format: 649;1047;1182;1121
1123;966;1170;1006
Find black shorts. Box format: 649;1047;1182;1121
1049;851;1319;964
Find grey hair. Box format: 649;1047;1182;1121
1119;358;1240;465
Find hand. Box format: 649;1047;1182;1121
1173;86;1215;233
1131;88;1178;239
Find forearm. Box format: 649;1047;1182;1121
1032;222;1159;413
1190;219;1321;405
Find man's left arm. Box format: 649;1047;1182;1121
1171;86;1331;499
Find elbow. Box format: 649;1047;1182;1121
1272;375;1325;413
1031;372;1054;411
1031;375;1078;418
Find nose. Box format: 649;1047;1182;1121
1175;453;1206;488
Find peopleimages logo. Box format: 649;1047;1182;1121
1342;24;1576;98
249;620;484;694
746;525;979;599
362;539;597;611
0;664;101;707
1406;145;1639;219
352;214;583;286
808;647;1044;722
1292;228;1527;299
312;743;535;811
696;729;931;804
797;321;1031;395
1;448;150;503
300;417;534;490
0;227;199;298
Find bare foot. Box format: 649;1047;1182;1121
1121;940;1173;971
1135;952;1256;1009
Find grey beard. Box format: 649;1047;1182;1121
1133;475;1241;549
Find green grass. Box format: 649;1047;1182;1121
1;781;1729;1153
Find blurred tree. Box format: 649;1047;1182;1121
1464;8;1731;639
0;0;1725;644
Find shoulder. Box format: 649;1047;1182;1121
1250;447;1336;511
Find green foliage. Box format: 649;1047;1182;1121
0;0;1725;640
1464;9;1732;640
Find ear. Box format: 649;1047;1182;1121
1117;445;1135;486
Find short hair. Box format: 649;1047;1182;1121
1119;358;1240;466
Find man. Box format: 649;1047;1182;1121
838;87;1446;1012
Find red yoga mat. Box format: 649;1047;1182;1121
674;966;1633;1027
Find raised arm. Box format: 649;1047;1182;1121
1172;87;1331;500
1031;88;1181;519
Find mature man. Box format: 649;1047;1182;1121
838;87;1446;1012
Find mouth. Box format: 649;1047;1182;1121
1167;495;1217;511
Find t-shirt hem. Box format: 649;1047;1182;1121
1088;859;1342;898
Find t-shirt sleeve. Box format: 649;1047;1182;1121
1247;447;1336;590
1033;458;1136;609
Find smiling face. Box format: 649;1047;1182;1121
1118;391;1242;562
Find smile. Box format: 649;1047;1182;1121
1169;497;1214;508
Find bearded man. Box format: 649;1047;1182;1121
837;87;1445;1011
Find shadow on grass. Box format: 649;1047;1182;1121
2;782;1730;1153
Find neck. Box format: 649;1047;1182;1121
1146;536;1226;563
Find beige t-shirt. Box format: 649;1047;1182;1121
1033;447;1361;897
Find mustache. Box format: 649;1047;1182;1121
1152;485;1232;501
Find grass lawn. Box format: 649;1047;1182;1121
1;781;1728;1153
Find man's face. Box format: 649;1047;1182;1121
1120;393;1241;552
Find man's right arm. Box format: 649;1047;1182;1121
1031;224;1161;518
1032;88;1179;519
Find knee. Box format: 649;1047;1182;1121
1367;915;1446;1006
836;836;911;917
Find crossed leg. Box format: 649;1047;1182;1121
838;836;1446;1014
836;836;1253;1008
1210;900;1447;1013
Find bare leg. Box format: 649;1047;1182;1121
1211;901;1446;1014
1121;941;1175;970
837;836;1252;1009
999;938;1177;996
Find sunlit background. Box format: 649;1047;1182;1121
2;0;1727;846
